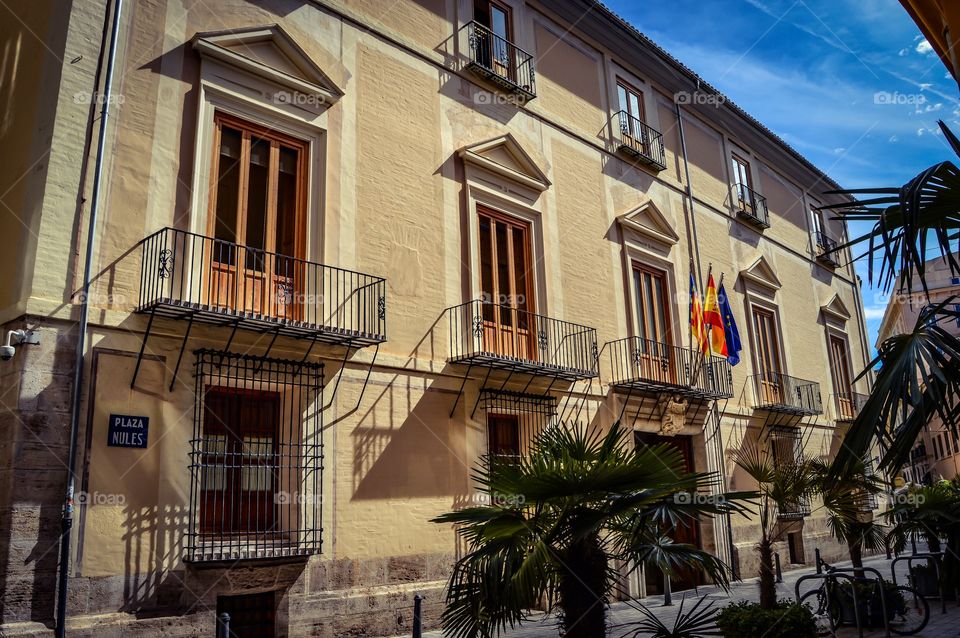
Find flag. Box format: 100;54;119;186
703;273;728;357
717;282;742;366
689;273;709;355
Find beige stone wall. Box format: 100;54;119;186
0;0;875;634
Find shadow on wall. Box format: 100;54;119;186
118;503;188;614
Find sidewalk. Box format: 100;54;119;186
416;553;960;637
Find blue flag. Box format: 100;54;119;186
718;283;742;366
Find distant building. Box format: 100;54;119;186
877;255;960;484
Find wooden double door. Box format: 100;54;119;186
635;432;702;593
752;306;785;404
206;113;307;321
829;334;855;419
478;208;535;360
631;265;675;384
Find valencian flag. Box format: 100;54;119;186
703;271;728;357
689;272;709;355
717;281;743;366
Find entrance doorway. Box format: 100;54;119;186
217;591;276;638
634;431;703;594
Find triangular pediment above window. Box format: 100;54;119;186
617;199;680;246
458;134;551;192
192;25;343;105
820;294;851;322
739;255;782;292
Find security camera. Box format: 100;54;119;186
1;330;39;362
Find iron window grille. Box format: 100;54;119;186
731;183;770;229
749;372;822;415
463;20;536;99
187;349;324;563
769;426;811;519
612;111;666;170
480;390;557;462
138;227;386;346
813;231;841;268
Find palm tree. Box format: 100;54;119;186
733;441;817;610
432;422;753;638
820;120;960;477
810;458;886;574
886;479;960;592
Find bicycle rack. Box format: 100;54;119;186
795;567;891;638
891;552;948;614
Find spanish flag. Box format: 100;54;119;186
689;273;709;355
703;273;728;357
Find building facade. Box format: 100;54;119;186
877;256;960;485
0;1;874;636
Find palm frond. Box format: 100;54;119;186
619;594;720;638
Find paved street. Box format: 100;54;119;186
415;553;960;637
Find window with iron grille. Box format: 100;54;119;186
480;390;557;462
768;426;811;518
187;349;324;562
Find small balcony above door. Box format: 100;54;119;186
605;337;733;400
750;372;822;415
813;231;842;268
137;227;387;347
731;183;770;229
832;390;868;422
463;20;536;99
612;111;666;171
447;300;597;381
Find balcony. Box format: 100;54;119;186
612;111;666;171
813;231;841;268
731;183;770;229
137;227;386;346
750;372;822;415
605;337;733;400
778;496;812;520
447;300;597;381
833;391;869;422
463;21;536;99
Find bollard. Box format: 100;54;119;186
412;594;423;638
216;612;230;638
774;552;783;583
815;548;822;574
662;573;673;606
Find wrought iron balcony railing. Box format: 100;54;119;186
605;337;733;399
731;183;770;229
138;227;386;346
833;391;869;422
464;21;536;99
447;300;597;380
813;230;841;268
778;495;812;520
612;111;666;171
750;372;822;415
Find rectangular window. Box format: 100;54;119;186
488;414;521;460
731;154;752;194
200;387;280;536
828;334;854;419
617;79;645;122
631;264;674;384
207;113;307;321
478;208;534;360
811;205;826;238
752;306;784;404
474;0;515;80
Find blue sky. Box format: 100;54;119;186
604;0;959;352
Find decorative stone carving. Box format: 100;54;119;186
660;396;688;436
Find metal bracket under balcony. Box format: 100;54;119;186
814;231;841;268
463;21;536;99
732;184;770;229
612;111;667;171
750;372;823;416
447;300;598;382
605;337;733;401
136;227;387;347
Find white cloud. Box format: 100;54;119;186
915;38;934;55
889;135;898;142
863;306;887;320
